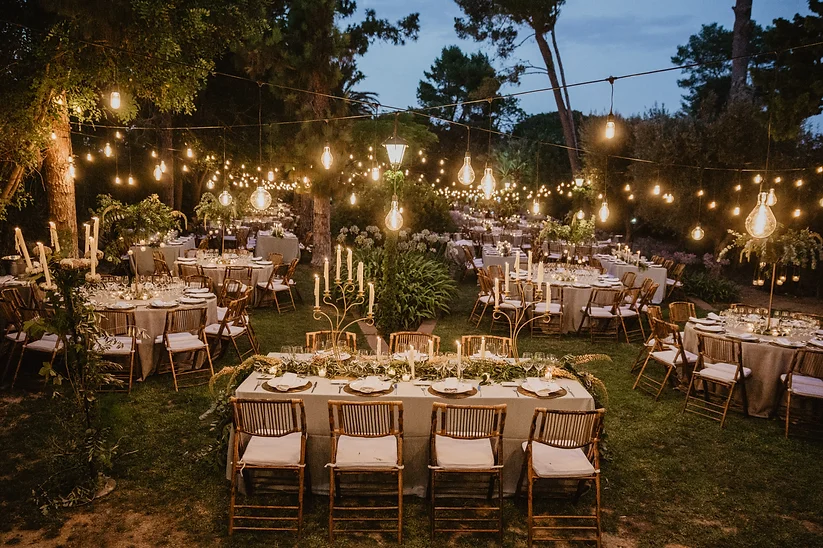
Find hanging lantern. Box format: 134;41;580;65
531;200;540;214
350;193;357;205
128;175;135;186
249;186;272;211
371;166;380;181
652;184;660;196
153;165;162;181
382;135;408;168
766;188;777;206
218;190;233;207
574;177;584;187
186;147;193;158
691;225;705;241
604;113;615;139
320;145;334;170
480;167;496;199
458;153;475;185
576;209;585;220
104;142;112;157
385;195;403;231
110;91;121;110
744;192;777;239
160;160;167;173
206;180;215;190
598;201;610;222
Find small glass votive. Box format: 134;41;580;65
401;373;411;382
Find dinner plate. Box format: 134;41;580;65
772;338;806;348
348;378;392;394
689;317;716;325
149;300;177;308
184;287;209;294
178;297;206;305
264;376;308;392
431;380;474;394
392;352;428;361
726;332;757;341
807;338;823;349
694;324;724;333
470;352;503;361
520;379;562;396
314;350;351;361
107;302;135;310
572;283;591;288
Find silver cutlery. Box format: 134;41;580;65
310;382;317;393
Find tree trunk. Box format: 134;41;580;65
550;28;578;152
312;194;331;267
43;94;79;257
158;119;175;207
1;163;26;202
534;30;581;174
730;0;753;101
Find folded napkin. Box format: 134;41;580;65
775;337;801;347
707;312;721;321
356;375;385;393
809;338;823;348
275;372;299;391
443;377;460;393
523;377;559;397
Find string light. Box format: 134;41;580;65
371;166;380;181
480;167;496;199
186;147;193;158
604;76;616;139
576;209;585;220
652;184;660;195
321;145;334;170
110;91;121;109
766;188;777;206
153;164;162;181
86;152;93;162
182;164;188;172
733;206;741;216
218;189;233;207
795;179;803;187
349;193;357;205
532;200;539;214
598;201;610;222
104;142;112;157
114;175;121;185
691;168;705;240
745;191;777;238
754;174;762;184
792;208;801;218
160;160;167;173
250;186;272;211
691;224;704;240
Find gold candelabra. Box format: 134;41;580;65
313;278;374;361
492;281;551;361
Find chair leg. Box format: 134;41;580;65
229;464;237;535
785;390;792;438
168;350;179;392
682;371;697;416
11;346;26;388
632;354;653;390
297;468;305;538
527;474;534;547
595;472;603;547
328;468;335;543
127;351;135;393
655;366;675;401
719;382;735;428
397;469;403;544
429;470;435;540
497;470;503;546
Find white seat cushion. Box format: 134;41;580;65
533;302;561;314
154;332;206;352
434;435;494;469
651;349;697;365
217;307;227;321
472;259;484;267
698;362;752;382
26;334;63;352
240;432;303;466
500;300;523;309
334;435;398;468
524;441;595;478
95;335;134;355
782;374;823;398
5;331;26;342
205;323;247;337
477;294;494;304
582;306;614;318
257;281;291;292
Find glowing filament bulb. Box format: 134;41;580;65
480;167;496;199
628;193;635;201
574;177;584;187
371;166;380;181
766;188;777;206
68;164;76;179
218;190;233;207
458;153;475;185
691;225;704;240
744;192;777;238
385;195;403;231
110;91;121;109
186;147;193;158
652;184;660;195
624;184;631;192
708;201;716;209
532;200;540;214
576;209;585;220
732;205;740;216
793;208;801;218
86;153;93;162
754;174;762;184
182;164;188;172
128;175;135;186
159;160;167;173
114;175;121;185
350;193;356;205
104;143;112;157
605;113;615;139
267;170;274;182
249;186;272;211
598;201;610;222
151;150;157;158
153;165;162;181
206;180;215;190
321;145;333;170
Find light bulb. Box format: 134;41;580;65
104;142;112;157
151;150;157;158
186;147;193;158
745;192;777;239
652;184;660;195
68;164;76;179
218;190;233;207
754;174;762;184
574;177;584;187
532;200;540;214
793;208;801;218
605;113;615;139
267;170;274;182
480;167;496;199
624;184;631;192
128;175;135;186
697;189;704;197
766;188;777;206
708;200;716;209
110;91;121;109
114;175;121;185
321;145;333;170
206;180;215;190
86;153;93;162
795;179;803;187
50;131;57;140
458;153;475;185
576;209;585;220
819;197;823;207
385;195;403;231
628;193;635;200
598;201;610;222
153;165;162;181
371;166;380;181
350;193;357;205
691;225;704;241
733;205;740;216
160;160;167;173
182;164;188;172
249;186;272;211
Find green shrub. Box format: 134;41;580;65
683;272;741;304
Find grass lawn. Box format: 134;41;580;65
1;265;821;547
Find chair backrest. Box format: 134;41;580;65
527;408;605;452
97;309;136;337
267;252;284;267
221;278;245;304
328;400;403;449
232;398;306;441
696;333;743;375
224;266;252;284
620;271;637;288
178;263;202;278
487;264;502;280
649;317;688;355
646;305;663;323
668;301;695;323
671;263;686;279
281;259;298;286
430;403;506;465
389;331;440;354
788;349;823;380
588;288;623;312
184;275;211;289
638;277;653;294
460;335;512;358
548;283;564;304
198;236;210;250
163;307;207;336
622;287;642;310
152;252;171;275
305;330;356;352
184;249;198;258
639;282;659;310
662;259;674;271
1;287;27;308
0;297;22;331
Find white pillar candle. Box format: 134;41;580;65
456;341;462;378
536;261;544;287
89;237;96;276
504;262;510;294
546;281;551;310
49;222;60;254
527;250;532;280
324;257;330;293
346;248;353;281
480;337;486;360
494;277;500;307
83;223;90;256
314;274;320;308
376;336;382;357
92;216;100;254
357;261;364;293
514;252;521;276
408;345;416;379
38;243;51;287
368;282;374;315
336;245;342;280
428;339;434;357
16;228;32;270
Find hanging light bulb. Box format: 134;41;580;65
186;147;193;158
110;91;121;109
623;184;631;192
604;113;615;139
371;166;380;181
745;192;777;239
754;174;762;184
708;200;716;209
206;179;215;190
128;175;135;186
574;177;584;187
385;195;403;231
104;142;112;157
480;166;496;199
792;208;801;218
68;163;76;179
733;205;741;216
532;200;540;214
153;164;162;181
691;225;705;241
576;209;585;220
349;193;357;205
249;186;272;211
86;152;93;162
652;184;660;195
628;193;635;201
321;145;334;170
267;170;275;182
151;150;157;158
114;175;121;185
598;201;610;222
218;190;233;207
182;164;189;173
159;160;167;173
50;131;57;140
766;188;777;206
458;153;475;185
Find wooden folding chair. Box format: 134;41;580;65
619;271;636;288
665;263;686;299
156;307;214;391
223;266;252;293
516;408;606;547
460;335;512;358
0;296;27;382
256;260;297;312
781;349;823;438
531;284;564;337
327;400;404;543
633;318;696;400
267;252;284;269
683;333;750;428
152;251;172;275
389;331;440;355
577;288;623;342
11;307;63;388
616;287;644;343
630;305;663;373
668;301;695;328
184;274;212;289
206;295;258;361
305;330;356;352
178;262;204;278
429;403;507;543
229;398;308;536
96;309;137;393
469;272;495;327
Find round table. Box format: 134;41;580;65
254;233;300;262
596;255;667;304
175;259;273;305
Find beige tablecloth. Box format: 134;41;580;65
682;324;800;418
255;233;300;262
597;256;666;303
131;237;196;275
229;356;595;496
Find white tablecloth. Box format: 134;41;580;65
255;233;300;262
229;355;595;496
597;256;666;303
481;245;528;269
175;260;273;304
131;237;196;275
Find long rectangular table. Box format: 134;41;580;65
231;357;595;496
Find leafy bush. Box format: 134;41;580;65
682;272;741;304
